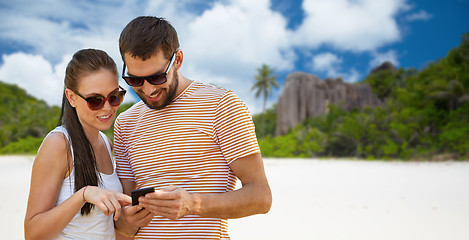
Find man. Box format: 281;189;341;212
114;16;272;239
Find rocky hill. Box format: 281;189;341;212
276;72;382;135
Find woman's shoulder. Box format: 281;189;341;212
36;130;70;165
42;131;69;149
42;126;70;147
29;129;72;179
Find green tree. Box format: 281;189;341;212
430;80;469;111
251;64;278;139
364;67;416;101
252;104;277;138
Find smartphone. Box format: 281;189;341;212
131;187;155;206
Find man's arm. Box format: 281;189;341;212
140;153;272;220
195;152;272;218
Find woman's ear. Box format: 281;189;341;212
64;88;77;108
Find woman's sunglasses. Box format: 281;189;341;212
121;53;176;87
73;86;127;110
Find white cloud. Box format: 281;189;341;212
185;0;293;71
369;50;400;69
310;52;361;82
344;69;361;83
0;0;419;113
0;1;144;106
0;52;65;106
405;10;433;22
293;0;408;51
312;52;342;73
1;15;81;63
0;0;295;114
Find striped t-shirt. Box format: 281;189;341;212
114;81;260;239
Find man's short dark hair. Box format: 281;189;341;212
119;16;180;61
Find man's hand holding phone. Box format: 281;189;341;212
138;185;198;221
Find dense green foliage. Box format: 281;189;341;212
0;81;134;155
254;32;469;160
0;81;61;154
252;104;277;138
0;136;45;154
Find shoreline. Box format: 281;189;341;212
2;154;467;162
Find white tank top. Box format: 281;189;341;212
50;126;123;240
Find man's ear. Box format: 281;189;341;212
64;88;77;107
174;49;183;70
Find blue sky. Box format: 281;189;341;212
0;0;468;114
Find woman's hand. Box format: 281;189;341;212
83;186;132;220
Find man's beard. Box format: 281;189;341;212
138;68;179;110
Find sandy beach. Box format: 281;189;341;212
1;156;468;240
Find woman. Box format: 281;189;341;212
24;49;132;240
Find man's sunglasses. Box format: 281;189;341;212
73;86;127;110
121;53;176;87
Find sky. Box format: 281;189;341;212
0;0;468;114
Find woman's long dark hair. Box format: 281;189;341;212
58;49;118;215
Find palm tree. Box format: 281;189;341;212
252;64;279;138
430;80;469;111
